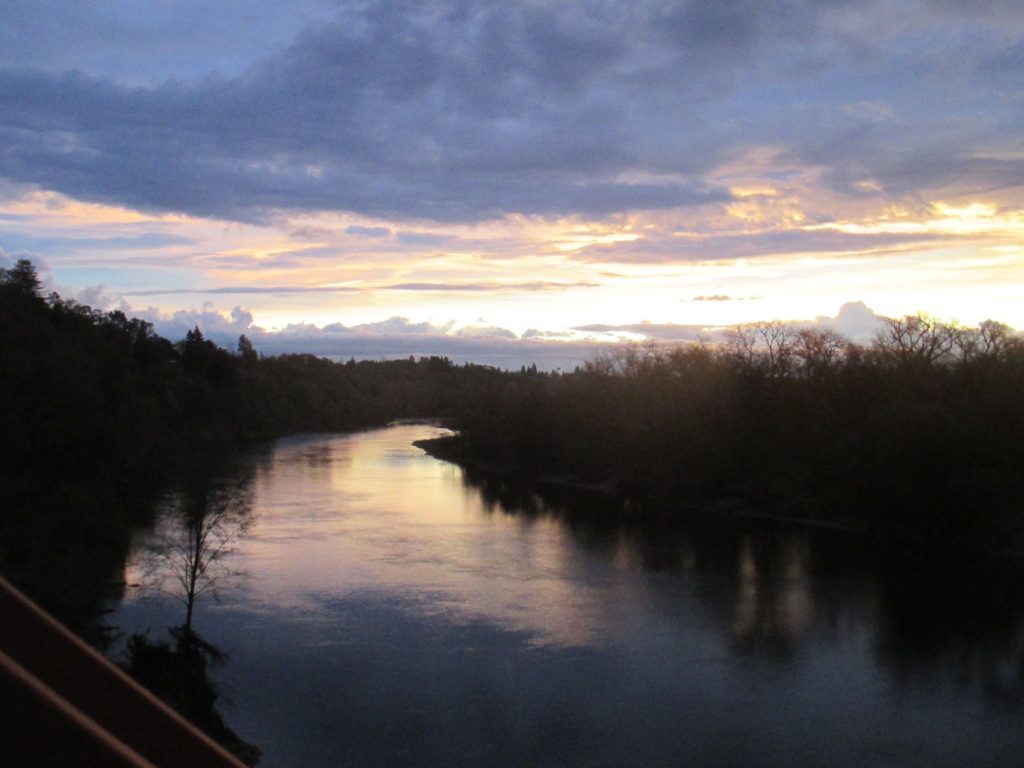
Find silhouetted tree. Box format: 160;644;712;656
793;327;846;378
237;334;258;363
1;258;42;297
138;472;253;640
875;312;957;366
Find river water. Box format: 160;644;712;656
111;423;1024;767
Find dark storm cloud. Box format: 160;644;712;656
0;1;1021;224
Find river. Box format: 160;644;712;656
110;423;1024;767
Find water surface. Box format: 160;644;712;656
112;424;1024;767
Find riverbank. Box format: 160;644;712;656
107;425;1024;768
414;433;1024;564
414;434;855;532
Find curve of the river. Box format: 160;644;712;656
111;423;1024;767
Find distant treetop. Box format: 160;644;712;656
1;258;43;298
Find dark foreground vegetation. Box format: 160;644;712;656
426;315;1024;558
0;259;505;624
0;258;504;760
4;256;1024;754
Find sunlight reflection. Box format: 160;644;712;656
219;426;614;647
807;201;1024;237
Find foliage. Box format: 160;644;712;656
4;253;1024;602
122;628;261;765
0;260;505;625
441;314;1024;554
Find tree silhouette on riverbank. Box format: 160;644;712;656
437;314;1024;555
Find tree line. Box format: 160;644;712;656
0;259;506;632
0;258;507;477
437;313;1024;555
0;258;515;760
5;252;1024;623
5;255;1024;753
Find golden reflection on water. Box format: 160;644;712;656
730;537;812;653
122;423;846;652
113;425;1024;767
227;425;625;647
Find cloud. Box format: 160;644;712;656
453;324;518;340
522;328;573;340
0;7;724;223
815;301;885;341
116;297;924;371
122;280;596;297
689;294;760;302
572;302;889;343
133;301;262;343
3;1;1019;226
130;305;600;370
572;321;709;342
0;0;340;84
568;227;961;264
123;285;363;297
75;284;129;311
387;281;596;292
395;232;456;247
349;317;450;336
345;225;391;238
0;231;196;257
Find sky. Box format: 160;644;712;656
1;1;1022;364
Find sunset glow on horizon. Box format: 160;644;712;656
2;2;1022;357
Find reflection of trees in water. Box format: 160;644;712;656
135;461;255;638
244;436;352;487
460;469;865;659
0;475;163;648
459;468;1024;705
125;457;261;764
872;551;1024;709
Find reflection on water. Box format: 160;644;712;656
131;462;256;635
113;424;1024;767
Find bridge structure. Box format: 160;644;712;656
0;576;247;767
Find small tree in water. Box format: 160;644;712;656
135;469;253;641
125;465;260;763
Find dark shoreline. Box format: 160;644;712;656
415;434;856;532
413;433;1024;569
